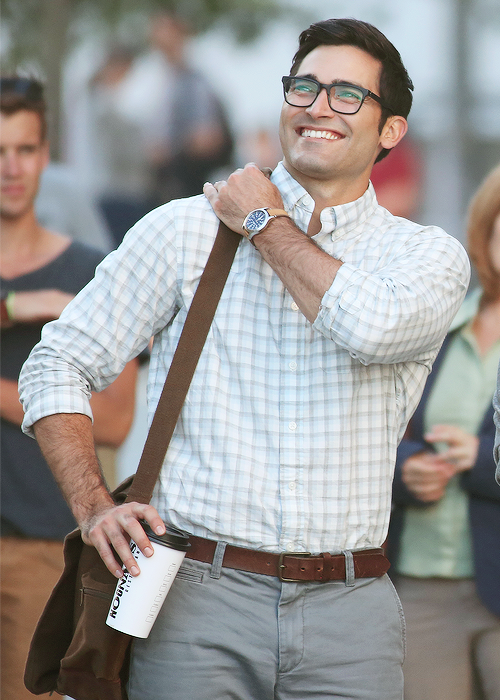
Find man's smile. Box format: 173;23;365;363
299;128;345;141
2;183;25;196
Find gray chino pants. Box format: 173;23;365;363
128;555;405;700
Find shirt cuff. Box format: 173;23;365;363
21;392;93;438
313;263;368;336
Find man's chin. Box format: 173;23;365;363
285;155;340;182
0;204;31;221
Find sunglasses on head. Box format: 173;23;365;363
1;77;44;101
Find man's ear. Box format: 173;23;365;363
379;115;408;151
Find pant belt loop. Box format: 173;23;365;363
342;550;356;587
209;541;228;579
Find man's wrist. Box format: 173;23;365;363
242;208;290;245
1;292;16;323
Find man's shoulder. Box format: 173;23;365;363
129;193;218;240
377;208;465;249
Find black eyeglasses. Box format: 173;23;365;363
282;76;393;115
0;77;44;101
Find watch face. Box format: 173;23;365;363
245;209;268;231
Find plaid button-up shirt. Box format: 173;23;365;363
20;163;470;553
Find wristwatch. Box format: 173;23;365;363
242;208;290;242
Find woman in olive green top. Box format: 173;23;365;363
389;163;500;700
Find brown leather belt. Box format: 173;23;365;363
186;535;390;582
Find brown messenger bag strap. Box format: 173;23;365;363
125;221;240;504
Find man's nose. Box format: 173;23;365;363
305;87;333;118
1;152;22;177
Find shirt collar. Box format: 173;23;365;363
271;161;379;237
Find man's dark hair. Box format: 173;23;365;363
0;76;48;141
290;18;414;162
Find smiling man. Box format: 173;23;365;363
19;19;470;700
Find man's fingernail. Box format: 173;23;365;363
131;565;140;576
145;547;153;557
155;526;164;535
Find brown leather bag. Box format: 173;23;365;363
24;222;240;699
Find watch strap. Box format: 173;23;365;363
266;209;289;218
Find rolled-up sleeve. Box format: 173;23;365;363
313;226;470;365
19;205;179;436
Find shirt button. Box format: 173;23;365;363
288;421;297;431
289;481;297;491
285;542;296;552
291;301;299;311
289;361;297;371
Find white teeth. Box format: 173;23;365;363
301;129;341;140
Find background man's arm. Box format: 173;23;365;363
0;377;24;424
0;289;74;326
90;358;139;447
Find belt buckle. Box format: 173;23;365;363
278;551;312;582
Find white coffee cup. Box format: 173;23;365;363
106;522;190;638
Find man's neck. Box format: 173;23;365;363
305;177;369;237
0;209;70;279
280;161;370;237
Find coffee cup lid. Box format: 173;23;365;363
141;522;191;551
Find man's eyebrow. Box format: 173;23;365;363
295;73;365;89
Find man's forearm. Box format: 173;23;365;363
251;218;341;322
203;164;342;322
33;413;114;529
33;412;166;579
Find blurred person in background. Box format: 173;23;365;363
388;163;500;700
88;45;155;247
35;160;115;252
19;19;470;700
146;11;234;205
0;76;139;700
86;12;234;247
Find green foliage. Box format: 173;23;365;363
2;0;45;69
1;0;286;71
79;0;284;41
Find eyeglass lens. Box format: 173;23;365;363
284;78;364;114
